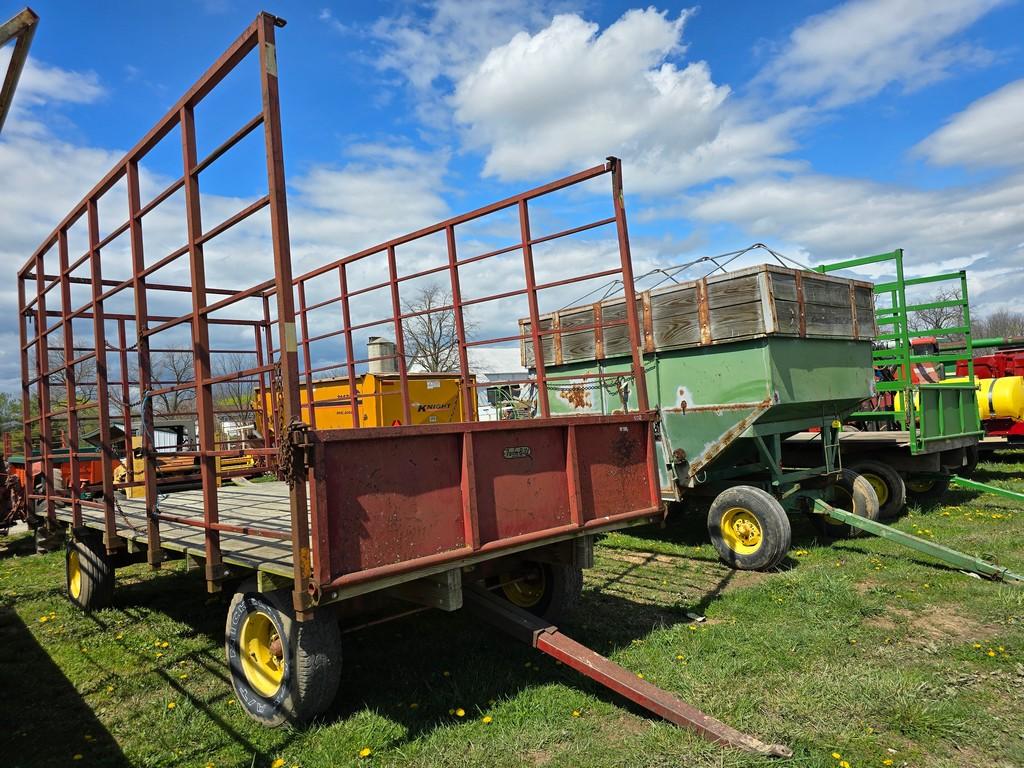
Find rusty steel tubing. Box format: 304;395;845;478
536;631;792;757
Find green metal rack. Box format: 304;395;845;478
815;249;983;453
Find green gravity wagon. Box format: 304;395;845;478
522;263;879;570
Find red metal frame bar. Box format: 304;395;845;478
17;12;289;593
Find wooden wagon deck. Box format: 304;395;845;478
54;481;298;577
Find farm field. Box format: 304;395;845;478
1;451;1022;768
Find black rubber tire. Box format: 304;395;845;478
904;473;951;504
225;588;341;727
849;460;906;520
66;537;114;611
707;485;792;571
814;469;881;539
497;562;583;625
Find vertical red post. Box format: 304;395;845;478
18;278;32;492
57;230;82;528
608;158;649;412
127;159;161;565
261;294;279;451
296;281;316;429
518;200;550;418
32;254;54;523
116;319;133;490
180;104;223;591
87;200;118;549
253;321;271;462
338;264;361;428
385;245;412;425
257;13;312;615
445;225;474;421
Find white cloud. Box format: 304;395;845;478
370;0;549;93
452;8;800;193
289;143;450;272
687;171;1024;316
757;0;1005;107
916;78;1024;169
0;49;104;130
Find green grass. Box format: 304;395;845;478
2;450;1023;768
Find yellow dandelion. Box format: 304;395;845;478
271;760;286;768
358;747;372;758
409;702;418;709
571;709;581;718
442;670;450;677
106;686;114;693
115;633;123;640
636;673;645;679
849;639;857;645
160;641;169;648
206;763;215;768
973;643;982;648
154;641;161;647
840;762;850;768
455;708;465;717
179;673;188;680
998;646;1005;652
688;625;697;631
155;652;164;658
883;761;893;766
675;654;684;660
987;649;996;657
832;753;842;760
482;715;493;724
38;616;49;624
166;702;176;710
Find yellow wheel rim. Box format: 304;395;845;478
239;611;285;697
862;473;889;506
68;550;82;600
908;478;934;493
501;565;547;608
720;507;763;554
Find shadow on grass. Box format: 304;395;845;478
0;531;35;561
0;608;131;766
109;548;738;748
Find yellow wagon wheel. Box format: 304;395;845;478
707;486;791;571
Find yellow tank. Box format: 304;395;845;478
255;372;476;431
944;376;1024;421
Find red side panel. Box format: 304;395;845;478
309;414;662;591
574;421;652;523
318;432;465;576
471;427;572;543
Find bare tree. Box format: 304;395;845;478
402;285;472;372
973;309;1024;343
908;287;965;340
150;349;196;415
214;352;257;425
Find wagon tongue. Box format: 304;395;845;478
464;588;793;758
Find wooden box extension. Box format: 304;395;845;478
522;264;876;367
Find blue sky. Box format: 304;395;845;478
1;0;1023;388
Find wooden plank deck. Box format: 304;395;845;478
54;480;299;576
